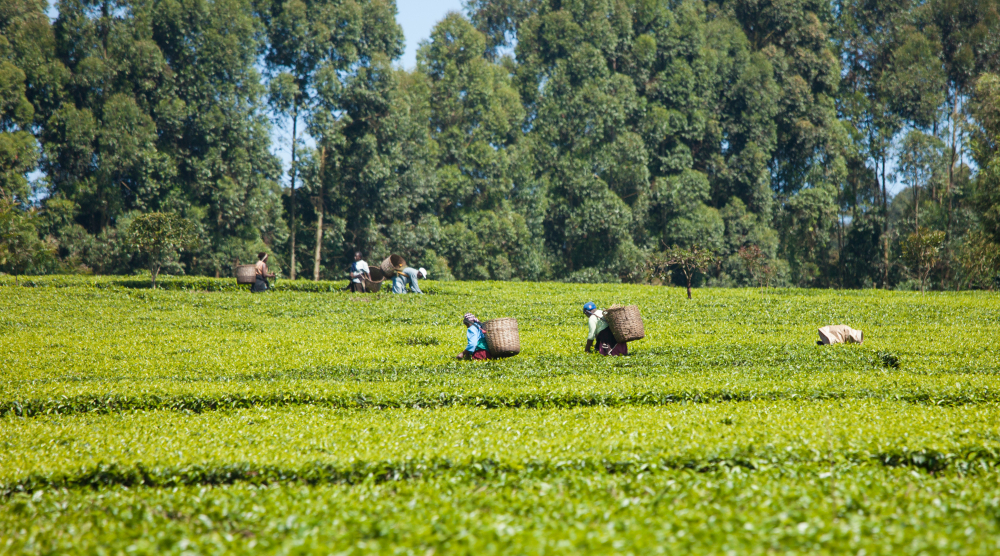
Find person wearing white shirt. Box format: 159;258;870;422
348;251;370;292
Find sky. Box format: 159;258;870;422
396;0;465;70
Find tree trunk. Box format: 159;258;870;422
313;146;326;281
883;234;890;290
289;107;298;280
948;93;958;241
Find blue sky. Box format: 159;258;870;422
396;0;465;70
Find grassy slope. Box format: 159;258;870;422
1;277;999;554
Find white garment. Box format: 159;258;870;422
351;260;369;283
587;310;609;341
818;325;863;345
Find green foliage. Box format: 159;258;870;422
0;280;999;552
0;60;37;203
650;244;716;298
127;212;198;288
956;229;1000;289
0;198;51;282
973;73;1000;244
901;227;947;293
0;0;999;288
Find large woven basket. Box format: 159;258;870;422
235;264;256;285
363;267;385;293
380;254;406;277
605;304;645;343
482;317;521;358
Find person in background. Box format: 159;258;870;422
457;313;491;360
392;266;427;294
348;251;369;293
252;252;273;293
583;301;628;356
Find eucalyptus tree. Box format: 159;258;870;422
486;0;790;281
149;0;283;276
0;0;52;204
971;73;1000;244
31;0;280;276
417;13;540;279
914;0;1000;236
0;59;37;203
258;0;402;279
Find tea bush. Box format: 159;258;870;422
1;276;998;554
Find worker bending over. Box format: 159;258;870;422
457;313;491;360
392;266;427;294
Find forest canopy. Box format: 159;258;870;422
1;0;999;289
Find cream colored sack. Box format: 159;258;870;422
818;325;863;345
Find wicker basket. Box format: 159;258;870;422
363;267;385;293
604;304;645;343
380;254;406;277
235;265;256;285
482;317;521;358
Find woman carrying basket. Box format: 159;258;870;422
457;313;492;360
252;252;274;293
583;302;628;356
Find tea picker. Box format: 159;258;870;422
456;313;521;361
392;266;427;294
583;302;645;356
817;325;863;345
251;252;275;293
379;254;424;294
347;251;370;293
457;313;491;360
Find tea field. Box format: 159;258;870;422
1;276;999;554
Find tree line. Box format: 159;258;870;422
1;0;999;289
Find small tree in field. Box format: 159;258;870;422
902;227;946;293
127;212;197;288
650;244;715;299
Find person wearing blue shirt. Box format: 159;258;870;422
392;267;427;294
456;313;491;360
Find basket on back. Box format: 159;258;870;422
482;317;521;358
605;304;645;343
380;254;406;277
363;267;385;293
235;265;256;285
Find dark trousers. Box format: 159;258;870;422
596;327;628;356
251;276;269;293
